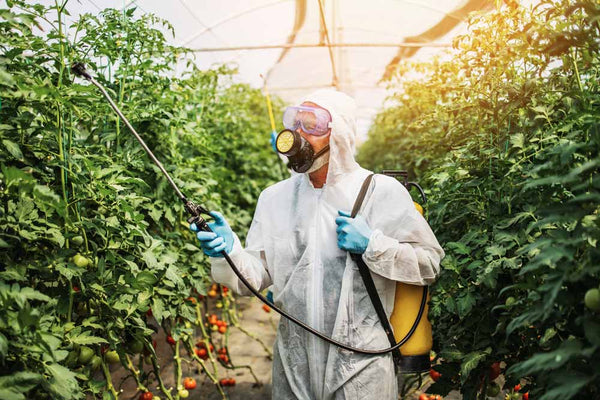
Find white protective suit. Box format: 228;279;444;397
210;89;444;400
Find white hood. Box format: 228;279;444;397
301;89;361;184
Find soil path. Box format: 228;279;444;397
193;296;280;400
105;295;464;400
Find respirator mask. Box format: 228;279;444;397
275;129;330;173
276;105;332;173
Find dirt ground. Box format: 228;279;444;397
105;296;464;400
104;295;278;400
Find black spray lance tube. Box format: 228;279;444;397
71;62;426;356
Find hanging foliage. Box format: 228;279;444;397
0;1;281;399
360;1;600;399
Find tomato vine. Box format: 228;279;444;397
0;1;280;399
360;1;600;399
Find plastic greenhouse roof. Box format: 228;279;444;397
34;0;513;140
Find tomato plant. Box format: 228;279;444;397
360;1;600;399
0;1;281;399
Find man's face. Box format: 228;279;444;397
296;101;331;153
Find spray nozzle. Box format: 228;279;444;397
71;62;92;80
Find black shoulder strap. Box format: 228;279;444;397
350;174;402;368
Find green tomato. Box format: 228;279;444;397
78;346;94;365
178;389;189;398
65;350;79;368
105;350;120;364
486;382;500;397
73;254;89;268
128;339;144;354
71;235;84;247
89;355;102;371
505;297;516;307
584;288;600;311
76;302;87;316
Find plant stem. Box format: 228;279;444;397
174;340;182;398
67;279;74;323
124;354;146;393
183;337;227;400
101;359;120;399
149;352;174;400
235;325;273;358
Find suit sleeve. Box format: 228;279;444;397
210;194;272;296
361;176;444;286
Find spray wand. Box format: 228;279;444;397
261;75;287;177
71;62;423;356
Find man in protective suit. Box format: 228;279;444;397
191;89;444;399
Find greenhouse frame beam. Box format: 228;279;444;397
316;0;339;88
191;42;451;52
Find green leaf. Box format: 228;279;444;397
583;319;600;347
456;292;476;319
135;271;157;288
446;241;471;255
43;363;81;400
33;185;61;205
152;297;166;323
539;372;594;400
0;371;42;392
2;140;23;159
69;333;108;345
0;332;7;361
460;347;491;384
0;388;25;400
1;165;34;186
507;340;583;377
439;349;463;361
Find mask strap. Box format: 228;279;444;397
313;144;330;159
306;144;330;174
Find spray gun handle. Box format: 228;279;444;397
185;200;212;232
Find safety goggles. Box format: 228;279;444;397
282;105;332;136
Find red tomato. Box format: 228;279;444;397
218;325;227;334
183;377;196;390
139;392;153;400
489;361;501;380
166;335;176;345
429;368;441;382
419;394;429;400
195;348;208;360
514;384;521;392
262;304;271;313
522;392;529;400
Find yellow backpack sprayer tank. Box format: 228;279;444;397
384;171;433;373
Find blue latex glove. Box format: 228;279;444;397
189;211;234;257
335;210;372;254
270;131;278;153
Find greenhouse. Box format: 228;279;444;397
0;1;598;399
